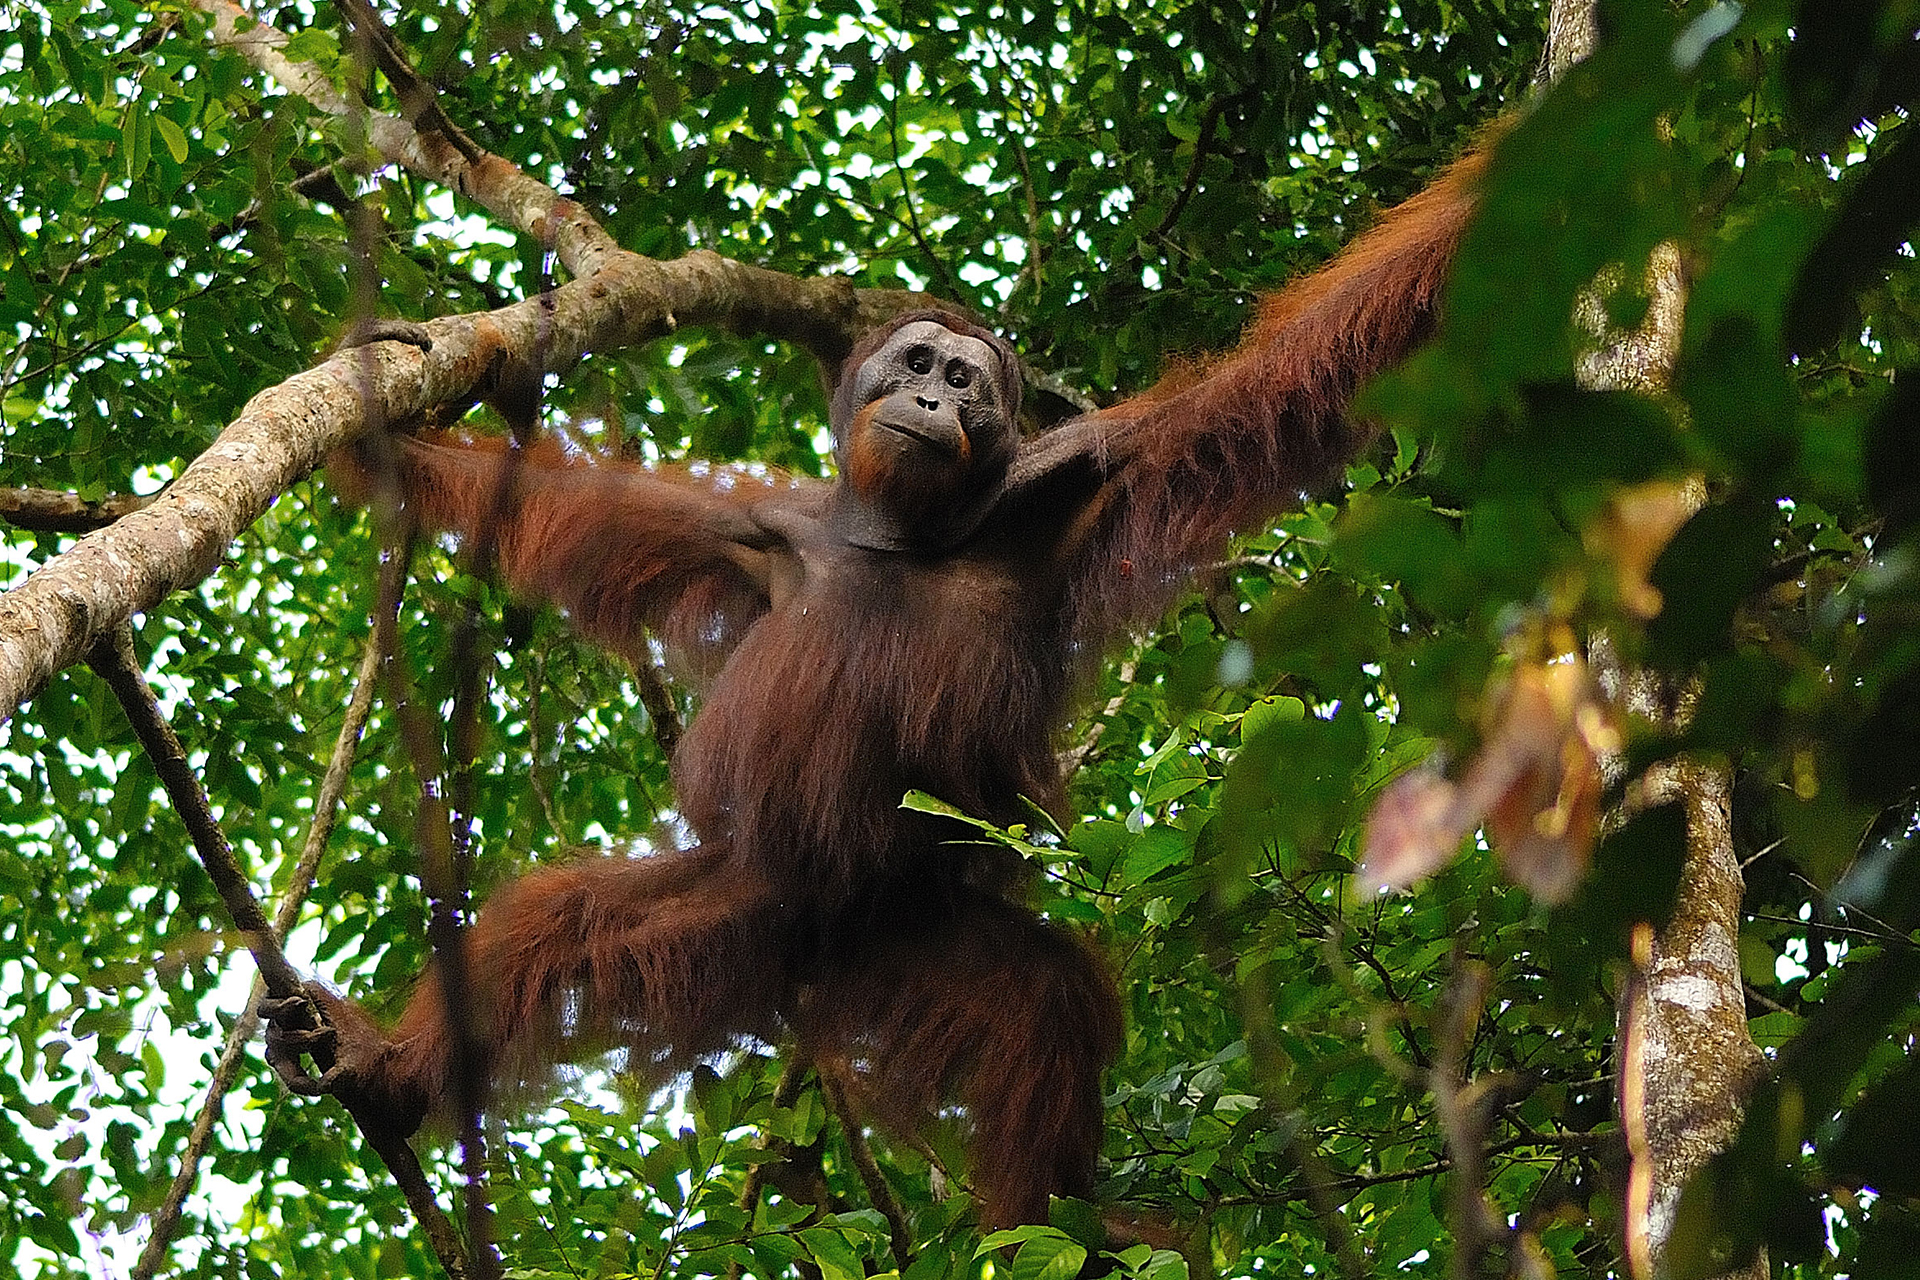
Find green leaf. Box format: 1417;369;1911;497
153;115;188;165
799;1227;865;1280
977;1227;1088;1280
1239;695;1305;741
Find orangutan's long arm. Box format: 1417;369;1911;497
335;432;809;669
1016;140;1491;644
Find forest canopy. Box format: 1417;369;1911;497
3;0;1920;1278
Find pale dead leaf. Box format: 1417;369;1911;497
1586;479;1697;619
1357;767;1472;894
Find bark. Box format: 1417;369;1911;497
1582;261;1765;1280
0;486;153;533
1622;758;1766;1276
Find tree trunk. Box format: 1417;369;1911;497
1543;3;1767;1276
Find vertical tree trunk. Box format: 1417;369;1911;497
1543;4;1767;1276
1621;757;1766;1279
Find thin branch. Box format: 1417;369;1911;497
356;387;503;1280
86;626;305;997
1320;918;1433;1076
342;167;500;1267
1746;910;1917;947
1431;958;1503;1280
0;96;130;403
209;161;359;243
1061;657;1136;776
628;651;684;759
1149;0;1272;243
331;0;485;165
88;624;468;1277
981;38;1054;312
1022;364;1103;417
133;626;387;1280
1741;982;1792;1017
882;54;966;302
1151;94;1238;241
520;650;564;834
0;486;154;533
9;275;228;390
1285;1132;1371;1280
737;1056;815;1217
1760;540;1872;591
1217;1157;1454;1206
399;268;548;1280
730;1058;834;1280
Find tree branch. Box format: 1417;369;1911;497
350;472;503;1279
86;625;305;997
0;485;154;533
87;623;471;1277
133;626;387;1280
331;0;486;166
0;2;979;727
191;0;941;347
0;249;935;728
628;652;685;759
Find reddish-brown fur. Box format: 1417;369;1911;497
297;141;1488;1230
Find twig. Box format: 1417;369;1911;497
982;40;1052;311
331;0;486;164
1431;957;1501;1280
1747;910;1915;947
731;1061;809;1279
356;386;502;1280
207;161;358;245
882;52;965;302
520;651;563;835
1022;365;1103;417
1319;917;1432;1076
629;651;684;759
1620;923;1655;1280
1148;0;1273;242
1285;1132;1371;1280
730;1058;833;1280
1216;1156;1456;1206
1061;657;1137;776
1150;92;1244;241
132;626;386;1280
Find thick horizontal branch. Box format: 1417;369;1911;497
0;254;923;728
0;1;962;726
